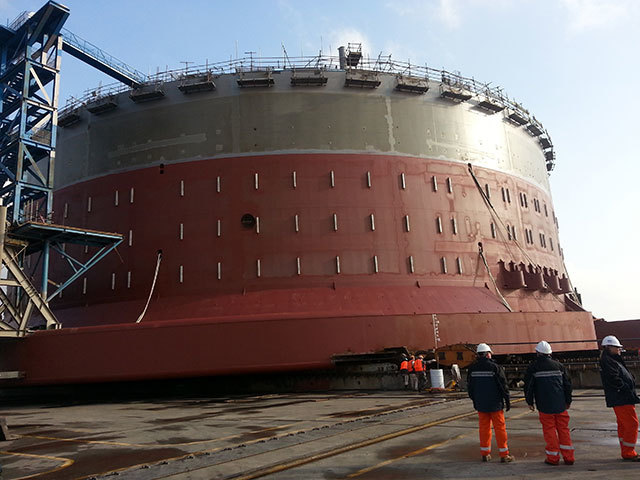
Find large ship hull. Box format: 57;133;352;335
0;61;598;385
1;311;594;385
50;152;575;322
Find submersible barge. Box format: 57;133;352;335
1;42;596;384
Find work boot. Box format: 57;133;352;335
482;454;491;462
622;454;640;462
563;459;574;465
544;459;559;465
500;455;514;463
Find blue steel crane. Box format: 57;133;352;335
0;1;146;336
0;1;146;225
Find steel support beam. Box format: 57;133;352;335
0;1;69;224
0;4;131;336
0;223;60;337
61;29;146;88
47;238;123;302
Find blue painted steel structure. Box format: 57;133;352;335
0;2;130;333
0;2;147;228
9;222;123;302
0;1;69;224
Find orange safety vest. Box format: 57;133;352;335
414;359;425;372
400;360;409;371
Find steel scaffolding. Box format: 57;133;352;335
0;1;68;224
0;2;126;335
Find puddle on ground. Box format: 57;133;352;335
28;446;188;480
326;400;428;418
232;426;288;443
149;414;204;425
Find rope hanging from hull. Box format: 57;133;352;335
478;242;513;312
136;250;162;324
466;163;578;308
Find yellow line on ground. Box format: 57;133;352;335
0;450;74;480
18;433;145;448
316;398;447;420
17;422;300;448
509;407;533;420
230;407;486;480
22;422;327;480
69;422;326;480
346;399;529;478
347;433;469;478
14;397;443;480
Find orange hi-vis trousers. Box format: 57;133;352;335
613;405;639;459
478;411;509;457
538;411;574;464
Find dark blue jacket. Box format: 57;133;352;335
524;354;572;414
600;349;640;408
467;356;510;413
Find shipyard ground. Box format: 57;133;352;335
0;389;638;479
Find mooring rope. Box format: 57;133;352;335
136;250;162;324
466;163;573;307
478;242;513;312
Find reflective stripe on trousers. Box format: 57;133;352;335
539;410;574;464
614;404;639;459
478;410;509;457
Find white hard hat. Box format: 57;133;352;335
535;340;552;355
476;343;492;354
602;335;623;348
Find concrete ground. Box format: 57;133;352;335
0;389;638;479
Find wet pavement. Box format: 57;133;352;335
0;390;638;479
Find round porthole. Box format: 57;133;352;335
241;214;256;228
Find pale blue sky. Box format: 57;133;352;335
3;0;638;321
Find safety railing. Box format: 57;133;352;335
58;53;548;141
60;28;147;86
8;11;34;31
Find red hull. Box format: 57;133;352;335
1;310;595;385
3;152;594;385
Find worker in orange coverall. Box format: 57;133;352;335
599;335;640;461
399;355;410;389
524;341;574;466
414;354;427;391
467;343;514;463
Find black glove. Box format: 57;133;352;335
505;399;511;412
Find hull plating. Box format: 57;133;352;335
1;67;595;385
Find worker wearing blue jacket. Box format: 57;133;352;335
524;341;574;466
599;335;640;461
467;343;514;463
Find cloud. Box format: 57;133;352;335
382;40;421;65
276;1;373;58
277;0;307;41
326;28;374;59
560;0;635;32
385;0;462;29
386;0;516;30
436;0;462;29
